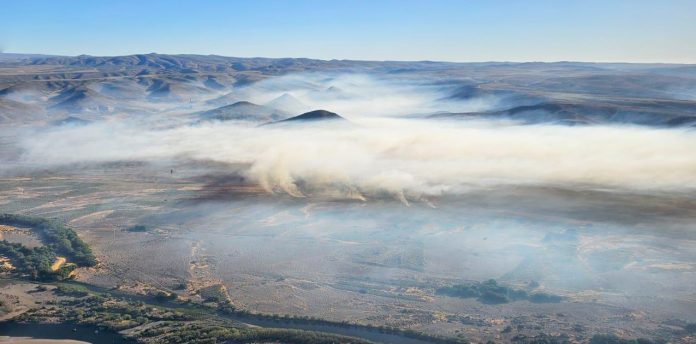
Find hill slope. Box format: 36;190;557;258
198;101;287;123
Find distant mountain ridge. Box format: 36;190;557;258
2;52;696;126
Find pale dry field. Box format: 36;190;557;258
1;161;695;342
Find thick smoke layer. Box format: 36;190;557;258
15;118;696;201
4;72;695;202
234;73;497;117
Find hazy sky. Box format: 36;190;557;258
1;0;695;63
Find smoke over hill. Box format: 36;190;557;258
2;55;696;203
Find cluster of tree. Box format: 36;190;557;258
139;322;377;344
19;286;474;344
436;279;562;305
120;293;468;344
510;333;570;344
21;295;372;344
45;285;467;344
0;214;96;267
0;298;10;313
0;214;97;280
153;290;178;302
589;334;662;344
18;294;191;335
0;240;75;280
509;333;660;344
219;306;469;344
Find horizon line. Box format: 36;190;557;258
2;51;695;66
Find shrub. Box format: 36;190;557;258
436;279;562;305
127;225;148;232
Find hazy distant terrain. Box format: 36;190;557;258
1;53;696;343
2;53;696;126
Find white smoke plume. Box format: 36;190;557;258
13;117;696;202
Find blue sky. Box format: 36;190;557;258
1;0;694;63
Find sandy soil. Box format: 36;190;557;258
50;258;66;272
0;282;56;322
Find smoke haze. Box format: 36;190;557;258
14;117;696;202
233;73;498;117
2;72;695;203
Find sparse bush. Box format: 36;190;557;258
589;334;657;344
127;225;148;232
436;279;562;305
55;284;90;297
0;299;11;313
154;291;177;302
529;292;563;303
480;290;510;304
684;322;696;333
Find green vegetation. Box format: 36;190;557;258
216;306;469;344
511;333;571;344
0;240;74;280
589;334;660;344
513;333;660;344
18;294;189;332
137;322;374;344
17;295;374;344
0;214;96;280
153;291;178;302
528;292;563;303
0;299;11;313
436;279;562;304
54;284;90;297
0;214;96;266
196;284;228;303
127;225;148;232
10;280;470;344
